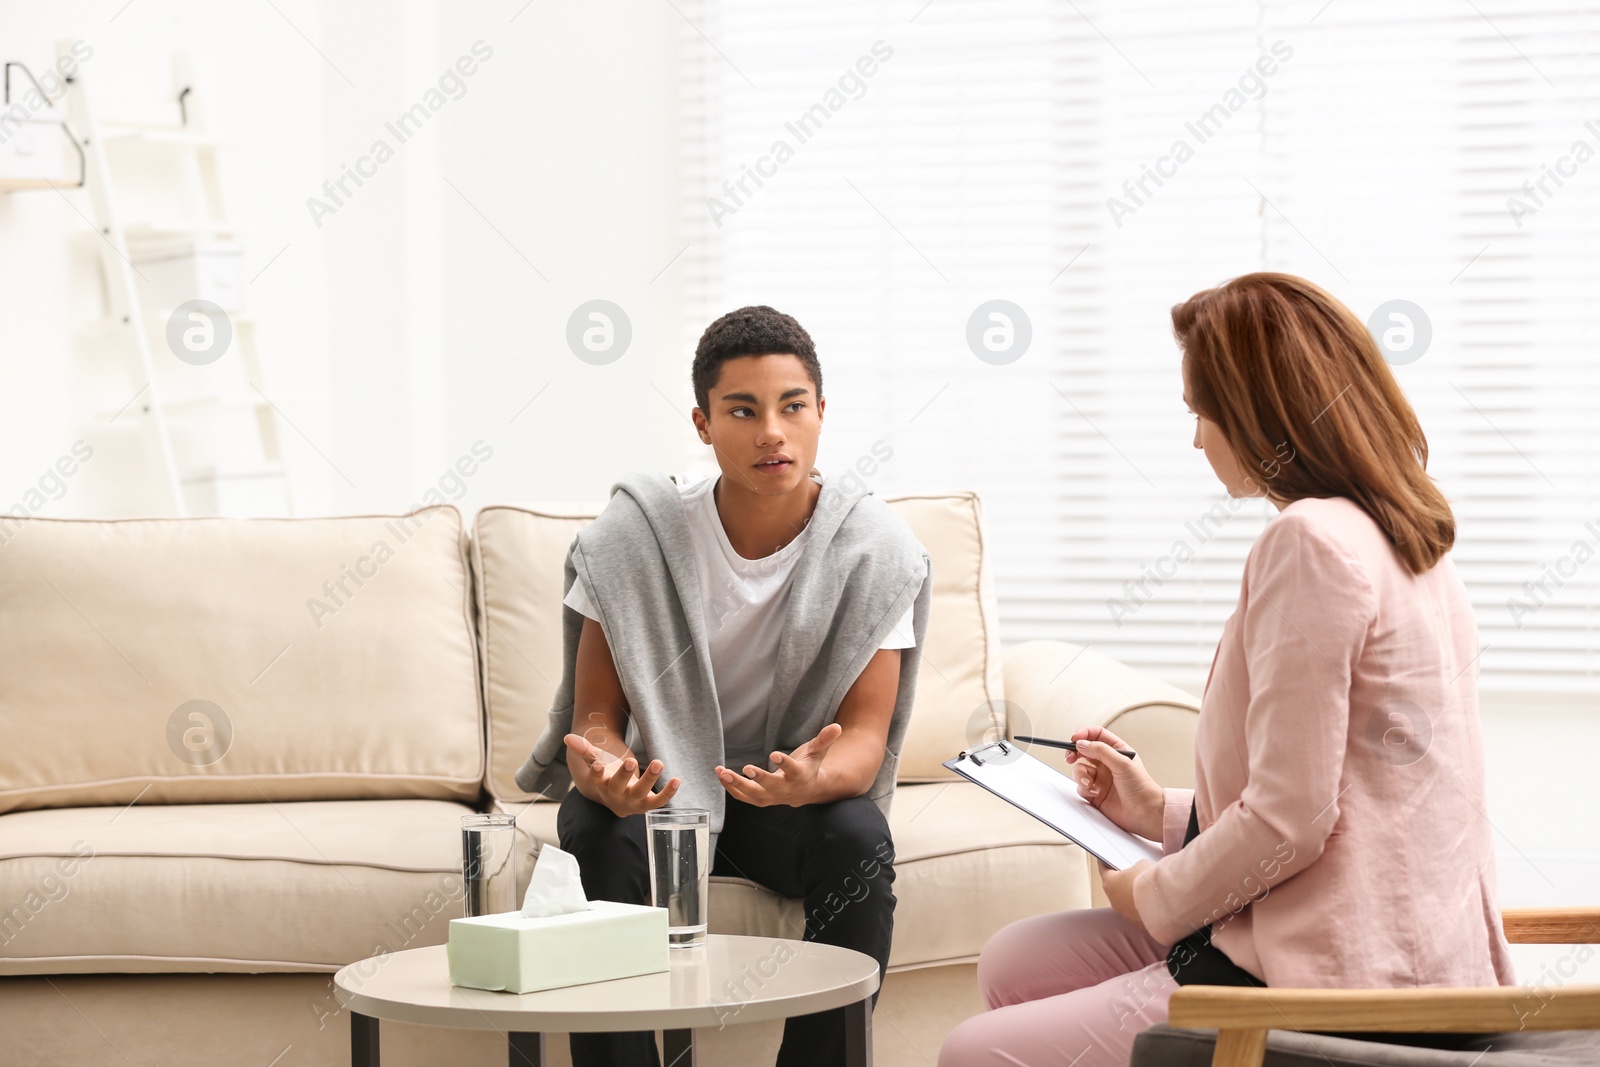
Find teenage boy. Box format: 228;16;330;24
515;305;931;1067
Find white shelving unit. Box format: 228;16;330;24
52;44;291;516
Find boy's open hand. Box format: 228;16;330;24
716;722;843;807
564;733;680;818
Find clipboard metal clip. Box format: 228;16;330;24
960;739;1010;766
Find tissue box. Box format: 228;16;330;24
447;901;670;994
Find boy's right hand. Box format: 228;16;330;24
564;733;681;818
1067;726;1165;843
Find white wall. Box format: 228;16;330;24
1483;691;1600;983
437;0;693;512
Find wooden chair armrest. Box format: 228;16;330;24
1167;985;1600;1067
1503;906;1600;944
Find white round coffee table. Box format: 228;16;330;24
332;934;880;1066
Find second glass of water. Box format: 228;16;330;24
646;807;710;948
460;813;519;917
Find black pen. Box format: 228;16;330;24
1014;735;1137;760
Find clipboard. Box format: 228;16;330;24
943;740;1163;870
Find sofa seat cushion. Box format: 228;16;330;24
498;782;1089;970
0;799;472;975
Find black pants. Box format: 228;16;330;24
556;787;896;1067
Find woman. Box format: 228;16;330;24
939;273;1516;1067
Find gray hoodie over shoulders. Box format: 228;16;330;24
512;471;932;843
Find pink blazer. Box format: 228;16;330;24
1131;496;1517;988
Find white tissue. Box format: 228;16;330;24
520;844;591;918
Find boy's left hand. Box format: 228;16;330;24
716;722;843;807
1099;858;1153;927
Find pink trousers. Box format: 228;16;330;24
939;908;1179;1067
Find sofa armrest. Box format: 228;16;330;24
1001;640;1201;792
1001;640;1201;908
1166;984;1600;1067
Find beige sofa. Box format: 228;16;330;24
0;493;1199;1066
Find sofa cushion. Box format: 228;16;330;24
472;491;1002;801
0;510;484;814
471;505;596;804
882;493;1005;780
495;781;1088;969
0;799;471;974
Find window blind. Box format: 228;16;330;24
679;0;1600;695
1253;0;1600;693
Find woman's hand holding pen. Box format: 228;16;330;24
1067;726;1165;843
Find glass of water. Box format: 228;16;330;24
646;807;710;948
461;813;519;917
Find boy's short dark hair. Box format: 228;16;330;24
692;306;823;413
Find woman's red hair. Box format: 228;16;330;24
1172;272;1454;574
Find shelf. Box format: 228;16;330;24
0;176;71;191
95;393;271;421
124;221;245;242
74;57;289;518
78;312;254;339
102;129;241;149
97;115;185;131
70;227;249;256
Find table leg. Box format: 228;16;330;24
844;997;873;1067
662;1027;696;1067
507;1031;545;1067
351;1011;379;1067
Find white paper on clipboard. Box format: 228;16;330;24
943;741;1164;870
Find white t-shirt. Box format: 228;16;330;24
563;472;916;771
